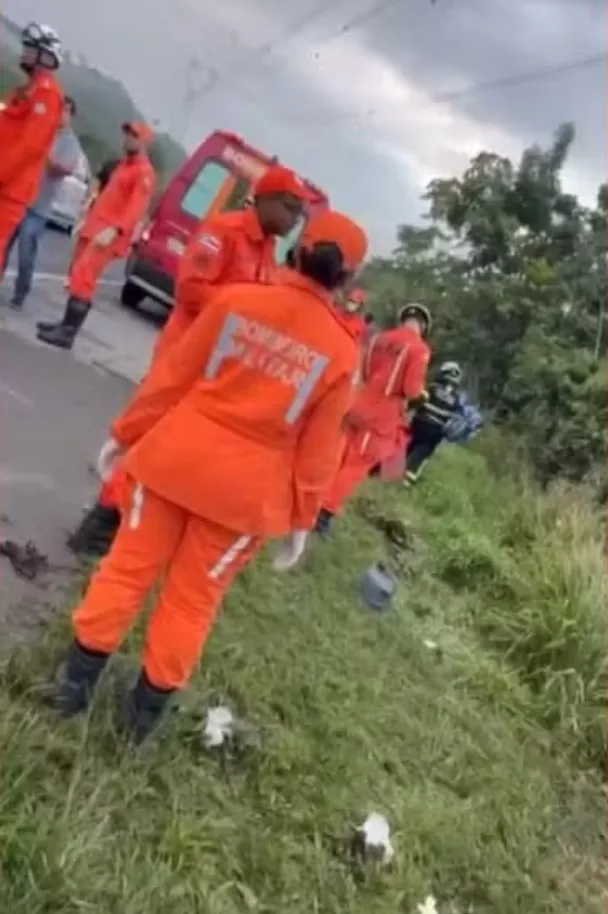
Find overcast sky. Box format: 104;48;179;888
5;0;606;251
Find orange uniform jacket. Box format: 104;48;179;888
0;71;64;205
112;272;359;537
340;312;367;344
162;209;278;355
347;325;430;462
80;153;155;257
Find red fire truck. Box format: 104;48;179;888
120;130;329;309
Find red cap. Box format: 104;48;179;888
301;210;368;272
348;288;368;305
122;121;154;144
254;165;314;201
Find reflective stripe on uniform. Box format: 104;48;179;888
208;535;252;580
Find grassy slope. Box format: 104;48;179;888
1;445;605;913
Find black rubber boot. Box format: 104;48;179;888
121;671;175;745
37;297;90;350
314;508;335;537
67;503;121;558
54;640;110;717
36;319;60;333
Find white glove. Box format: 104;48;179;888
96;437;124;481
93;226;118;248
272;531;309;571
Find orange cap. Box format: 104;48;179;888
254;165;314;201
122;121;154;144
301;210;368;272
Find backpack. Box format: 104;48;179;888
444;394;484;444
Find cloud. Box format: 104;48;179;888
3;0;605;250
281;33;522;186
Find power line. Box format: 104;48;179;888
317;0;406;48
188;0;404;106
429;52;606;106
294;51;606;125
194;0;334;103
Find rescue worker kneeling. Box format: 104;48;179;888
53;210;368;744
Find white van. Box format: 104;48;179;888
48;152;91;233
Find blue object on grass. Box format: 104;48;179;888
358;562;398;612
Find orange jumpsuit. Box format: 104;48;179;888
155;208;278;363
68;153;155;302
0;70;63;267
73;272;359;690
340;311;367;344
323;324;430;513
100;207;278;511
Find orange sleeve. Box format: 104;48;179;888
112;299;225;447
175;222;235;317
114;167;155;236
292;371;356;529
401;342;430;401
0;85;62;185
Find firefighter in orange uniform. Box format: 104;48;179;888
36;122;156;350
339;287;368;343
53;210;368;743
315;303;431;535
0;23;64;269
156;164;312;363
67;165;314;559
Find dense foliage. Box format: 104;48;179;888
364;124;607;485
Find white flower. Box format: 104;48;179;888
203;706;234;748
417;896;439;914
423;639;438;650
358;813;394;862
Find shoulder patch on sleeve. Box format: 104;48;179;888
197;232;223;256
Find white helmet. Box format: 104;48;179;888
21;22;62;70
438;361;463;383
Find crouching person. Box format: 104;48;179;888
53;210;368;744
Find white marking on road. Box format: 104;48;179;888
4;269;122;288
0;378;35;409
0;468;55;489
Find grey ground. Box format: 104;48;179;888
0;228;164;648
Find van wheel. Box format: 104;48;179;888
120;281;146;309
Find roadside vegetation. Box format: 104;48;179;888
0;14;605;910
1;444;605;913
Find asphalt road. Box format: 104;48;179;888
3;223;124;285
0;242;163;649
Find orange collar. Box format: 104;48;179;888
278;269;335;308
122;152;149;167
241;208;267;244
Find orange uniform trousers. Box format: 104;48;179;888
68;237;117;302
323;432;377;514
73;482;260;690
0;199;26;273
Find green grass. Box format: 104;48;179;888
1;445;606;913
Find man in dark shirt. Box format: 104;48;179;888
404;361;464;486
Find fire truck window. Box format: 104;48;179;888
181;161;231;219
275;213;306;264
223;177;251;211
